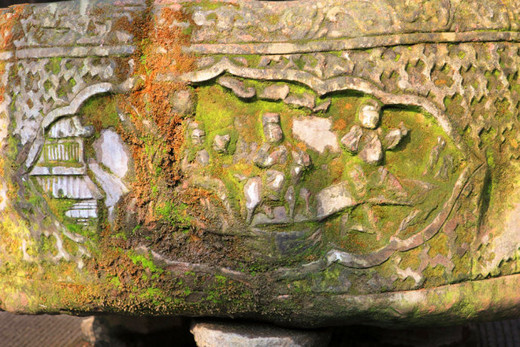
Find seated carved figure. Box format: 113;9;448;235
0;0;519;330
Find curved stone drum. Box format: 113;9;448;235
0;0;519;327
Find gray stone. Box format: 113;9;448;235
290;150;312;184
170;89;195;116
196;150;210;166
436;154;454;181
341;125;363;153
192;128;206;146
252;206;289;226
262;113;283;143
89;161;129;222
292;150;312;168
48;116;94;138
316;182;358;220
265;169;285;197
269;145;288;166
276;229;316;256
35;176;102;200
232;57;248;66
284;92;315;109
358;100;381;129
259;84;290;101
313;99;331;113
254;143;273;168
292;116;339;153
258;56;271;67
300;187;312;214
213;134;231;153
218;76;256;99
244;177;262;223
93;129;130;179
191;321;329;347
384;122;409;150
254;144;287;168
285;185;296;218
425;136;447;175
359;133;383;165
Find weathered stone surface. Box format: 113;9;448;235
292;116;339;153
262;113;283;143
93;129;130;179
284;93;315;109
313;99;331;113
265;169;285;197
196;149;210;166
170;89;196;116
218;76;255;99
89;161;129;222
5;0;520;330
358;100;381;129
244;177;262;223
384;122;409;150
191;128;206;146
341;125;363;153
191;322;330;347
259;84;290;101
316;182;357;220
358;133;383;165
213;134;230;153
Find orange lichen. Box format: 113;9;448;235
117;3;195;225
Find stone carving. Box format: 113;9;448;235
29;116;102;224
1;0;520;328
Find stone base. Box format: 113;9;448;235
190;321;331;347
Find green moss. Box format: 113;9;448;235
109;275;121;288
128;251;164;280
77;93;119;132
46;57;62;75
155;201;192;231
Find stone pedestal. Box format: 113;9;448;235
191;321;330;347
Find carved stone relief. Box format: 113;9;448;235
0;0;520;327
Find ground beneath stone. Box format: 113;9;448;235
0;311;87;347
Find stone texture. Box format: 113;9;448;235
358;100;381;129
341;125;363;153
196;149;210;166
284;93;315;109
191;322;329;347
384;122;409;150
213;134;230;153
316;182;358;220
292;116;339;153
265;169;285;198
93;129;130;179
4;0;520;329
218;76;255;99
358;133;383;165
254;143;273;168
89;161;129;222
244;177;262;223
191;128;206;146
170;89;196;116
313;99;331;113
262;113;283;143
259;84;290;101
